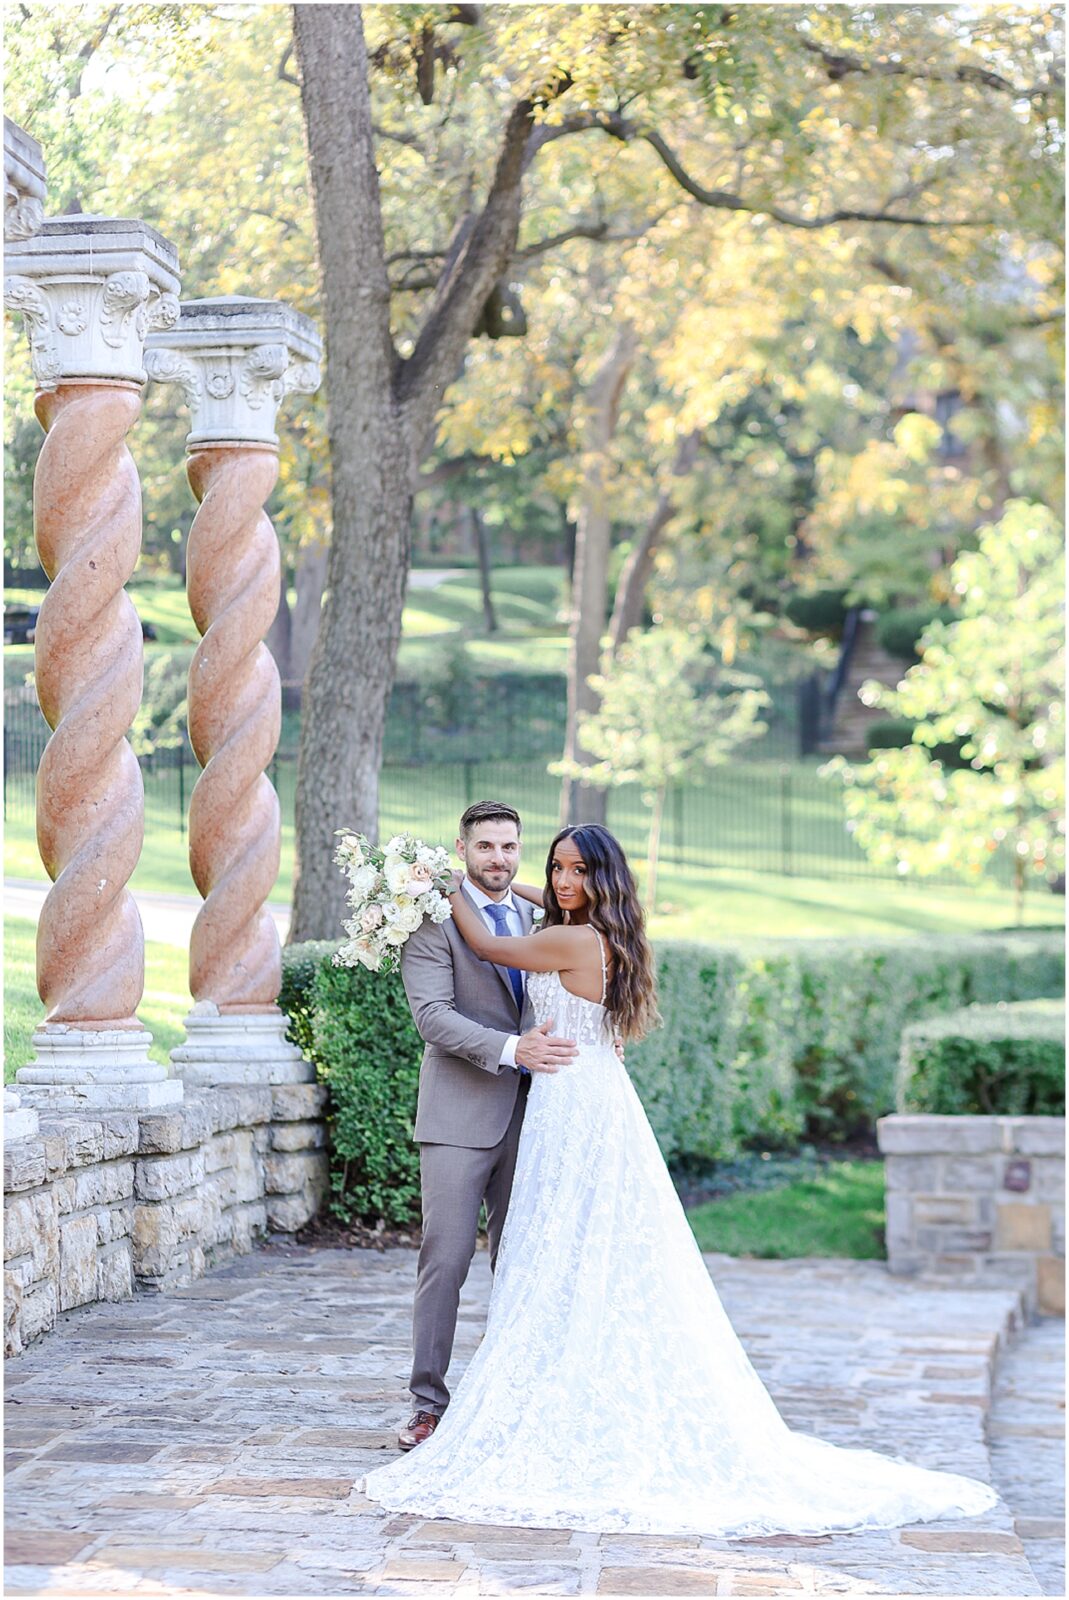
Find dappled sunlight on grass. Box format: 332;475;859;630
686;1160;886;1258
4;916;189;1079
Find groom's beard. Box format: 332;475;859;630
465;862;518;898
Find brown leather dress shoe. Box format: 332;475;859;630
398;1409;441;1451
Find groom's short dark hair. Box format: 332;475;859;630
460;800;522;838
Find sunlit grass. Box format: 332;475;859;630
4;915;189;1080
686;1160;887;1258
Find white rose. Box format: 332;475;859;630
384;855;409;894
349;864;381;900
384;924;409;946
396;903;423;933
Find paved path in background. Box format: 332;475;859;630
5;1245;1058;1598
4;879;291;950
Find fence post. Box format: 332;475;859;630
780;763;793;876
674;784;684;868
178;739;185;838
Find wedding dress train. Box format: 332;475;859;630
359;964;998;1536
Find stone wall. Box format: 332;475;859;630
878;1113;1065;1316
4;1083;328;1356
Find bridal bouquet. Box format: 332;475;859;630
333;829;454;973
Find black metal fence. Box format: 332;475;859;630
3;677;1015;889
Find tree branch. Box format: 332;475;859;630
278;40;300;88
416;452;494;489
532;109;993;229
397;74;574;441
797;36;1061;100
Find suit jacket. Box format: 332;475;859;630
400;887;536;1149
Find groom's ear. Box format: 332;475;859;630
455;835;466;863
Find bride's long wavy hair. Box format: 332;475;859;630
541;824;660;1041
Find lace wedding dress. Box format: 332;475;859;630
359;948;998;1537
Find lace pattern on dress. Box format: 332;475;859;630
359;945;998;1538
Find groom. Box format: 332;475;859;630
396;799;578;1450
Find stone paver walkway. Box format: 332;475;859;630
989;1317;1065;1596
3;1243;1058;1598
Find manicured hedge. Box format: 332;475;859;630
280;943;423;1225
783;588;851;636
897;998;1065;1116
874;604;956;660
280;931;1064;1223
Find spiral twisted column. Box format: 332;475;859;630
3;119;46;1140
146;298;321;1085
4;212;183;1110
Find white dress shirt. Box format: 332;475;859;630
463;877;524;1069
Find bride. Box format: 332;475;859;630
359;822;997;1537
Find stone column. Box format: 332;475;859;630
4;212;183;1111
4;120;47;1141
145;298;321;1085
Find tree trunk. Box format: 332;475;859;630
265;574;293;682
561;507;577;582
469;506;497;632
646;783;667;913
289;540;329;687
289;4;541;938
290;6;411;942
607;429;701;657
560;322;638;827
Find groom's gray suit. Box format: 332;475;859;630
400;886;536;1415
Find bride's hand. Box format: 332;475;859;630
447;869;464;894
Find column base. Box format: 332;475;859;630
16;1025;184;1111
169;1005;313;1087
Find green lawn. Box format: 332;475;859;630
4;756;1048;937
6;566;569;687
4;915;190;1081
6;568;1052;947
686;1160;887;1259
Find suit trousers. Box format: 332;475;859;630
410;1076;529;1414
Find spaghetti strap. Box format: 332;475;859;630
590;925;608;1004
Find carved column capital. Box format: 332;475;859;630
4;215;180;389
4;117;46;242
145;296;321;447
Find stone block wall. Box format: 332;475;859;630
4;1083;328;1356
878;1113;1065;1316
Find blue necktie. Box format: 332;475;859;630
485;902;524;1012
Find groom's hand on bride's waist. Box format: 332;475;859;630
515;1019;578;1074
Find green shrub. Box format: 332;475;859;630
864;716;970;769
783;589;851;636
282;932;1063;1222
282;946;423;1225
897;999;1065;1115
865;717;915;750
874;604;956;660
